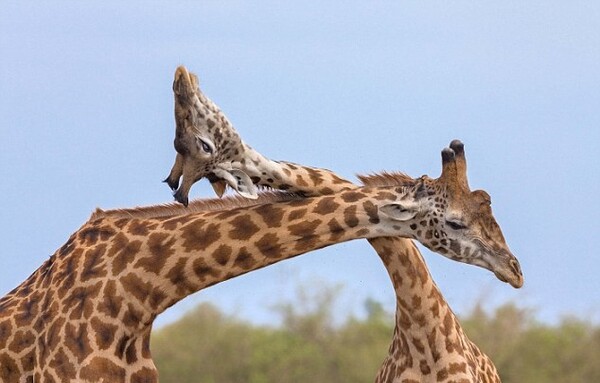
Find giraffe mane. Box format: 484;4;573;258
89;191;303;220
357;171;416;187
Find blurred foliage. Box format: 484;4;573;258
152;287;600;383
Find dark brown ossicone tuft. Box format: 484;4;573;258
449;139;464;155
441;148;455;164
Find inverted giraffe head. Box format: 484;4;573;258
164;66;256;206
359;140;523;288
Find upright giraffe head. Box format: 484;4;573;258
358;140;523;288
164;66;257;206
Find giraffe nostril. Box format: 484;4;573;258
510;259;522;275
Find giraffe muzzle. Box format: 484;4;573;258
492;254;524;289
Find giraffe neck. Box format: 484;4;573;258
235;143;354;196
79;187;419;319
369;238;490;382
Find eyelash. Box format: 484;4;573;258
446;221;466;230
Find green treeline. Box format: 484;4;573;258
152;288;600;383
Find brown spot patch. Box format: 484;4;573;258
413;338;425;354
340;191;365;203
55;254;81;297
0;353;20;382
80;356;126;382
8;329;35;354
234;247;257;269
212;244;232;266
288;219;321;238
398;308;411;330
355;228;369;237
149;289;168;311
442;310;454;336
122;303;145;329
375;191;397;200
362;200;380;224
296;175;309;187
45;316;65;351
65;281;102;320
319;187;335;195
78;225;115;246
254;204;284;228
50;347;77;380
166;258;196;296
131;367;158;383
312;197;340;215
288;208;307;221
305;167;325;186
142;333;152;358
107;233;142;275
127;220;156;236
0;320;13;349
255;233;284;259
91;317;118;350
229;215;260;240
135;232;175;275
64;322;92;364
343;205;359;228
121;273;152;304
327;218;345;242
182;221;221;251
436;367;449;381
14;292;41;327
125;342;138;364
192;258;221;282
420;359;431;375
160;215;191;231
97;281;124;318
81;244;107;281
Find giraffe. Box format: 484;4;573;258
165;66;524;382
0;145;519;382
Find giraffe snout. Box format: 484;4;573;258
508;258;524;288
490;250;524;289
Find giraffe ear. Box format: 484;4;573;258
230;169;258;199
213;168;258;200
379;202;419;221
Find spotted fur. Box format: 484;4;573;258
163;66;523;382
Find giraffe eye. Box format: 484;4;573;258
446;220;467;230
197;139;213;154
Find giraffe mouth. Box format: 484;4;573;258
478;246;523;289
494;270;523;289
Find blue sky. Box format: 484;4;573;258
1;1;598;327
